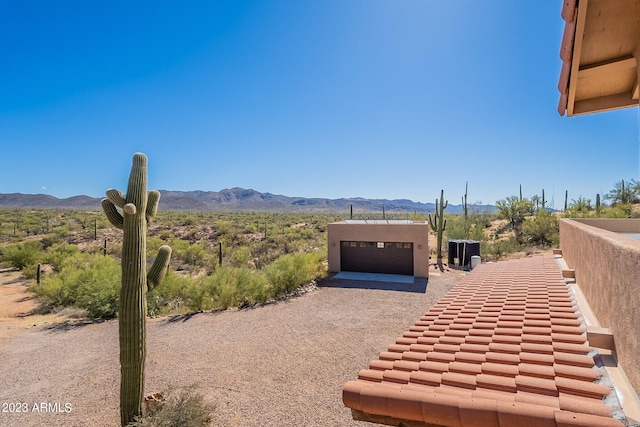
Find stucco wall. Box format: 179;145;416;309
327;222;429;278
559;218;640;393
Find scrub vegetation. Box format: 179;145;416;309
445;180;640;262
0;209;342;319
1;180;638;318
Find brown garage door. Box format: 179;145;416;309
340;241;413;275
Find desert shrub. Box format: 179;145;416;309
40;234;64;249
495;196;534;234
481;238;520;261
521;210;559;247
265;252;324;297
603;203;633;218
128;388;213;427
182;243;208;268
33;252;121;319
1;240;43;269
147;236;167;258
201;266;269;309
169;240;210;269
181;216;197;226
147;271;197;315
445;215;486;242
229;246;252;268
43;242;80;271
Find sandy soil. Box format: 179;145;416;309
0;268;465;427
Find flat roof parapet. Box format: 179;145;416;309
343;219;415;224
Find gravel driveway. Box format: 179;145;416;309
0;270;464;427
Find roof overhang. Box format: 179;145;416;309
558;0;640;116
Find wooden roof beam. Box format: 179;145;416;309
578;56;636;78
573;92;638;116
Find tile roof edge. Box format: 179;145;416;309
343;379;626;427
556;253;640;424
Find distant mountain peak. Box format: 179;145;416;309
0;188;495;214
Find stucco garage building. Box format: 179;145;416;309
327;219;429;278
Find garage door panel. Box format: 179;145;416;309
340;241;413;275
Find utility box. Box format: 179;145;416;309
447;240;480;268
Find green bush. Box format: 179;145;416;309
481;238;520;261
201;266;269;309
521;210;559;247
1;240;43;269
43;243;80;271
32;252;121;319
265;252;324;297
147;271;198;315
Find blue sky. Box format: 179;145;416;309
1;1;638;208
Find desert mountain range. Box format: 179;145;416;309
0;188;495;214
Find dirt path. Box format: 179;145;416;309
0;271;79;350
0;270;465;427
0;271;39;348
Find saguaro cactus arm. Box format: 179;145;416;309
148;245;172;292
102;199;124;229
107;189;127;208
146;190;160;223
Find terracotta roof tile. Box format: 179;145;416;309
409;370;442;387
521;333;553;344
558;394;613;417
555;376;612;399
449;361;483;376
516;374;558;396
553;364;600;382
393;359;420;372
488;342;521;354
552;341;593;355
553;352;595;368
357;369;384;382
369;359;394;371
401;351;428;362
495;400;557;427
486;351;521;365
343;255;625;427
515;391;561;409
554;410;624;427
482;361;519;377
454;351;487;365
519;352;555;366
520;342;555;354
419;360;449;374
476;373;517;393
440;336;466;345
518;363;556;379
458;396;500;427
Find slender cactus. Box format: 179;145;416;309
519;184;522;201
463;181;468;221
102;153;172;426
564;190;568;211
595;193;601;216
428;189;448;272
542;189;546;210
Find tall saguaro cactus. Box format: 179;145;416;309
102;153;172;426
428;189;448;272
